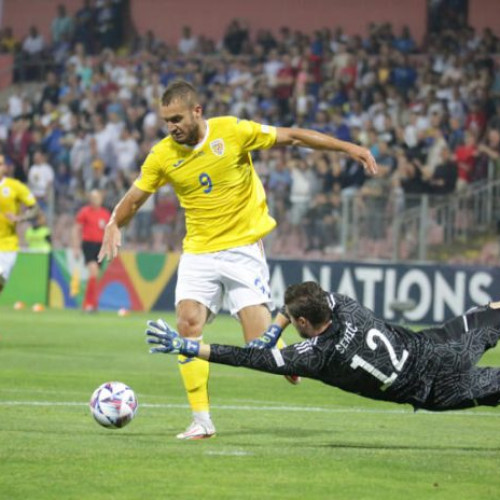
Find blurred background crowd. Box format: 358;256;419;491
0;0;499;261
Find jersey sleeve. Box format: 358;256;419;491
134;148;165;193
75;207;86;225
16;181;36;207
233;119;277;152
209;341;326;379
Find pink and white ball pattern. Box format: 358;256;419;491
89;382;138;429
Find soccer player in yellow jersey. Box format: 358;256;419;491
0;155;38;293
98;80;377;439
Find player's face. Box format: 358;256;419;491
288;313;313;339
161;98;203;146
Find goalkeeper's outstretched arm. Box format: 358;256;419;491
146;318;324;378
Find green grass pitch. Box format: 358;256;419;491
1;307;499;499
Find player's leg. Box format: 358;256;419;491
83;261;99;311
174;253;223;440
223;241;301;384
422;303;500;372
424;367;500;411
237;303;272;342
0;251;18;293
82;242;100;312
175;299;215;439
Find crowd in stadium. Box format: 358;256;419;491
0;1;499;257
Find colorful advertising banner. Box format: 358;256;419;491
49;249;180;311
4;250;498;325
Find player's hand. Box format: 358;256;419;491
98;221;121;262
145;319;200;357
348;145;378;175
246;324;283;349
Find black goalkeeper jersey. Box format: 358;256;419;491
209;292;440;407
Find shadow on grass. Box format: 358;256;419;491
320;442;500;452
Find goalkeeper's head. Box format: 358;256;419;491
284;282;332;339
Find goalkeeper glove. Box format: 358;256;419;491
145;319;200;357
246;324;283;349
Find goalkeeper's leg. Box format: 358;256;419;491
176;301;215;440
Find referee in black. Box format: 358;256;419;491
146;281;500;412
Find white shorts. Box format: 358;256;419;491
0;251;18;281
175;241;274;321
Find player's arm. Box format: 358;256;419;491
97;185;151;262
145;319;325;378
5;203;39;223
274;127;377;175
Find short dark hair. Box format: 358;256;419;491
161;80;199;107
284;282;331;327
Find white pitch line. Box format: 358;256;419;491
205;450;253;457
1;400;499;417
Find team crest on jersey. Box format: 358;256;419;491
210;139;225;156
1;187;10;197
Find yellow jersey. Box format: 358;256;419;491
0;177;36;251
135;116;278;253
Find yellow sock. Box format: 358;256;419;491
178;355;210;413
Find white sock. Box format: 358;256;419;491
193;411;212;425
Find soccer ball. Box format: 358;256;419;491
89;381;138;429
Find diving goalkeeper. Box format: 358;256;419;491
146;282;500;412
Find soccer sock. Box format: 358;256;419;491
178;349;210;417
84;276;97;309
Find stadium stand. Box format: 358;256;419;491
0;1;499;262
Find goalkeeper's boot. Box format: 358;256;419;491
176;420;216;440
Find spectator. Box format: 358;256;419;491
70;127;92;175
223;19;249;55
25;211;52;252
51;4;74;45
21;26;45;57
27;150;54;212
267;153;292;223
113;127;139;175
133;193;154;247
178;26;198;55
304;192;338;252
0;27;19;54
84;158;111;193
96;0;117;50
454;130;478;189
21;26;45;80
6;118;32;180
39;71;60;111
426;146;458;195
289;157;316;248
73;0;96;53
152;186;182;251
92;114;115;169
476;127;500;180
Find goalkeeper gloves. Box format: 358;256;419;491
246;324;283;349
146;319;200;357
